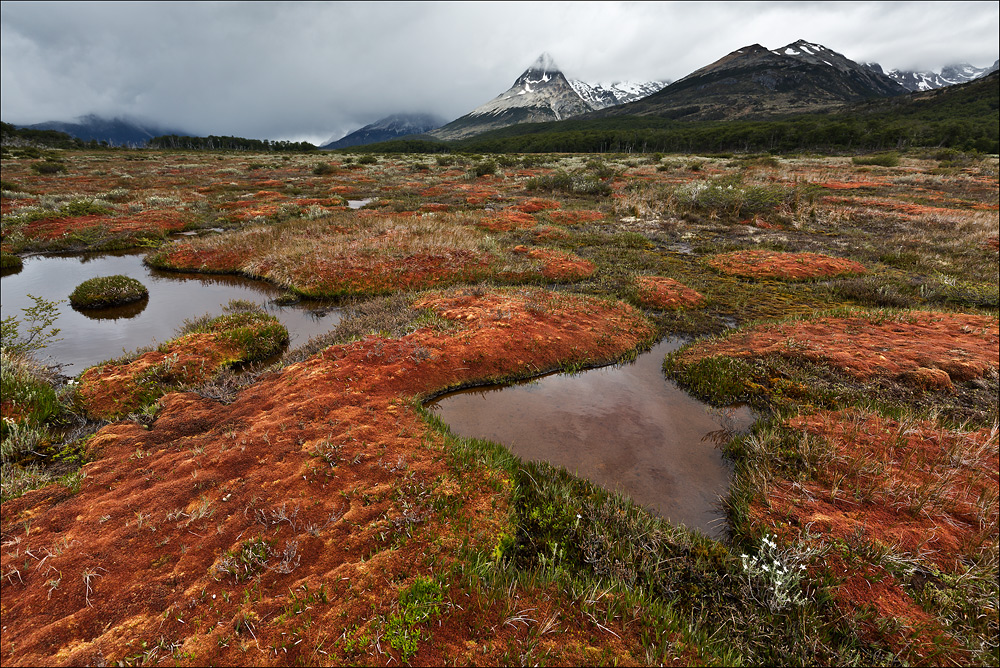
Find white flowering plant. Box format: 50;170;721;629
740;533;813;613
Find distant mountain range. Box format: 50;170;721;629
594;40;908;122
321;113;447;149
16;114;188;147
864;60;999;91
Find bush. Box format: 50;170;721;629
470;159;497;177
30;160;67;175
312;162;336;175
356;154;378;165
673;176;793;220
851;152;901;167
69;275;148;309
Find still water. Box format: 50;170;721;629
1;252;341;374
426;339;755;538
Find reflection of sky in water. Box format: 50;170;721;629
428;339;755;539
1;252;341;374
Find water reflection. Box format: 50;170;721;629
74;296;149;321
0;252;342;374
426;339;755;538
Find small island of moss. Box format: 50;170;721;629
69;275;149;309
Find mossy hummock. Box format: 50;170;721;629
69;275;148;309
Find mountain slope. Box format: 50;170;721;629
598;40;907;121
568;80;669;110
322;113;446;149
429;53;593;141
20;114;188;147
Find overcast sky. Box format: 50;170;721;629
2;1;997;144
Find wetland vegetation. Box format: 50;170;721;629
1;145;997;665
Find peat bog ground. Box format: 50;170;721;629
1;147;997;665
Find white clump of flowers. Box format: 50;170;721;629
741;533;812;612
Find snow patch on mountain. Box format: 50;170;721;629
569;79;669;110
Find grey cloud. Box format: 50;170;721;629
2;1;996;144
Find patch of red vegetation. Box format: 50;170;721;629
679;311;998;387
418;202;451;212
511;245;596;282
0;288;654;666
515;197;561;213
548;209;605;225
77;334;243;420
479;209;536;232
751;409;997;662
153;241;247;273
530;225;570;242
707;250;867;280
634;276;705;310
21;209;190;241
816;180;885;190
987;236;999;252
279;249;498;297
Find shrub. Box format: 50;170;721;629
851;152;901;167
470;159;497;177
312;162;336;175
69;275;148;309
356;155;378;165
673;176;793;220
30;160;67;175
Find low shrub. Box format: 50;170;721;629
69;275;148;309
851;152;901;167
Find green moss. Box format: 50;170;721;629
69;275;148;309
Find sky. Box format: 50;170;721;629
2;1;997;145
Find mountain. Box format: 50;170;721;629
864;60;999;91
568;80;669;110
19;114;188;147
597;40;907;121
429;53;594;141
321;113;447;149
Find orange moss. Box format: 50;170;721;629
510;245;596;282
478;209;536;232
548;209;605;224
515;197;561;213
77;333;242;420
0;288;654;666
679;311;998;386
707;250;867;280
634;276;705;310
750;409;997;662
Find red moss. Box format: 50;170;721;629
707;250;867;280
479;209;536;232
679;311;998;386
750;409;997;662
515;197;561;213
634;276;705;310
548;209;605;224
0;288;653;666
510;245;596;282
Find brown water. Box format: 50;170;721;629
426;339;755;538
0;252;341;374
